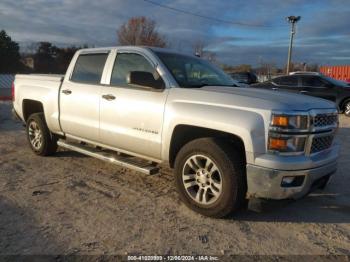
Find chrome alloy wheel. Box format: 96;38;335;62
182;154;222;205
345;102;350;115
28;120;43;150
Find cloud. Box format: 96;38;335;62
0;0;349;66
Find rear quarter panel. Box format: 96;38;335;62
14;75;63;134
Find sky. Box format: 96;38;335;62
0;0;349;66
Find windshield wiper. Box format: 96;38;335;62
214;84;239;87
183;83;238;88
183;84;210;88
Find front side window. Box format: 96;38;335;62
111;53;156;87
273;76;299;87
155;51;235;88
71;53;108;84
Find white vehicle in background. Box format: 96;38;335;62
289;71;322;76
12;46;339;218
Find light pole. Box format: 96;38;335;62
286;16;301;75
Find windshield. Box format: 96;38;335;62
155;51;236;88
323;76;348;87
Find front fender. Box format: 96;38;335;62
161;101;268;164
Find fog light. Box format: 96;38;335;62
281;176;305;187
269;138;287;151
282;176;295;185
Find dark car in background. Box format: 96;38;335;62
252;73;350;116
229;72;257;85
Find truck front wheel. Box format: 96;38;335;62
174;137;246;218
26;113;58;156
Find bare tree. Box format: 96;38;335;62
25;42;39;54
206;52;217;63
192;39;217;63
117;16;167;47
307;63;319;72
193;40;205;57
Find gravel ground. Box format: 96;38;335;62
0;101;350;256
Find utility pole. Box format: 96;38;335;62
286;16;301;75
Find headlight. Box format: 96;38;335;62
268;112;308;155
270;113;309;131
268;135;307;155
268;109;338;156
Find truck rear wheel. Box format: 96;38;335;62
174;137;246;218
26;113;58;156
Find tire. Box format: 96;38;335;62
174;137;247;218
343;100;350;117
318;175;331;190
26;113;58;156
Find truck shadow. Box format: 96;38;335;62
0;102;23;132
0;196;67;254
55;150;88;158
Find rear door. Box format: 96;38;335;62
99;50;168;160
60;52;108;142
300;76;338;102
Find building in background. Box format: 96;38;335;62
21;56;35;70
320;65;350;83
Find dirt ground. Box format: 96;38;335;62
0;101;350;256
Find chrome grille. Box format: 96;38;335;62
310;135;334;154
313;114;338;127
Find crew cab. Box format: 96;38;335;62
252;73;350;116
12;46;339;218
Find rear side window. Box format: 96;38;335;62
71;53;108;84
273;76;299;86
301;76;327;87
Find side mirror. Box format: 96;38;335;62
127;71;165;90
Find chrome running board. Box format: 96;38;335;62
57;140;160;175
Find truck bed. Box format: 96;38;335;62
15;74;64;82
13;74;65;134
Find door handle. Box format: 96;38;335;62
300;90;308;93
62;89;72;95
272;87;278;90
102;94;116;101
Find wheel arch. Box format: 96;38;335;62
22;99;44;122
168;124;246;168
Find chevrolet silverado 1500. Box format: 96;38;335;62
12;46;339;218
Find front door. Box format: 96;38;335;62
60;52;108;142
272;75;302;94
99;51;168;160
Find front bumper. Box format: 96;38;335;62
246;161;337;200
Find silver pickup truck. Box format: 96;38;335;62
12;46;339;218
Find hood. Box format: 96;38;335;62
176;86;337;112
